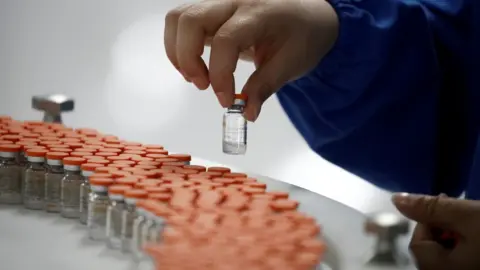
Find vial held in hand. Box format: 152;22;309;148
223;93;247;155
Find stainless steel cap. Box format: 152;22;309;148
365;212;410;236
32;94;74;123
32;94;74;113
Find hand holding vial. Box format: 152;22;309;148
164;0;339;122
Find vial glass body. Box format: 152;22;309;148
132;211;148;260
23;161;47;210
147;217;165;244
44;164;64;212
121;202;137;253
222;104;247;155
107;199;125;249
141;215;155;248
79;173;91;224
60;169;83;218
0;155;22;204
87;191;109;241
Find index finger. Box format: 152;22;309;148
176;2;238;90
411;223;435;244
392;193;480;231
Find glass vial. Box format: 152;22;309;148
44;152;69;212
132;200;149;261
87;177;114;241
60;157;86;219
121;189;148;253
222;93;247;155
146;209;167;244
0;144;23;204
106;185;131;250
79;163;98;224
23;149;48;210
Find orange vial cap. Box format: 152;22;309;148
148;193;171;203
108;185;132;195
168;154;191;162
223;172;248;178
135;164;157;170
124;189;148;199
115;177;140;186
183;165;206;172
95;152;118;157
111;170;132;178
70;152;92;157
124;146;146;151
122;141;143;147
235;93;248;101
26;149;48;157
101;148;122;153
90;173;114;179
81;163;104;172
123;150;146;156
270;199;299;212
108;163;132;169
145;154;168;159
208;167;231;173
90;178;115;186
49;148;72;153
113;160;136;166
144;144;164;149
0;144;22;152
87;159;109;165
63;157;86;166
137;161;161;167
46;152;69;160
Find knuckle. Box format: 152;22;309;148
165;8;183;23
212;31;236;48
423;196;441;219
178;8;202;26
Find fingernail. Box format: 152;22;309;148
391;192;412;206
216;92;227;107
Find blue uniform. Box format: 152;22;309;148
277;0;480;198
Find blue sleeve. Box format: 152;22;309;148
277;0;470;196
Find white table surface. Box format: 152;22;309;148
0;158;418;270
0;158;381;270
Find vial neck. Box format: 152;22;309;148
65;170;81;175
228;104;244;112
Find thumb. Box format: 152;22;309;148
410;242;450;270
392;193;473;231
241;45;294;122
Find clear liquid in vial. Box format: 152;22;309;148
222;107;247;155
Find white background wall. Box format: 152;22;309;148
0;0;394;213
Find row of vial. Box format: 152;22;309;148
0;144;187;263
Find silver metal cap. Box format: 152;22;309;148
32;94;74;123
365;212;410;236
364;212;411;268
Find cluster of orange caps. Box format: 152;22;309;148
0;116;326;269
